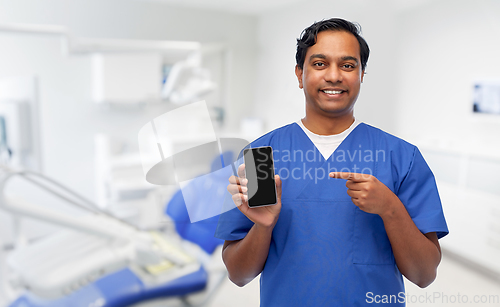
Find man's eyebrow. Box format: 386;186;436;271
308;54;327;61
340;56;359;64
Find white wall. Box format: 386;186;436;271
253;0;399;133
394;0;500;148
0;0;258;243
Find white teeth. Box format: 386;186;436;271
323;90;343;94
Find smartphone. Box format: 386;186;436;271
243;146;277;207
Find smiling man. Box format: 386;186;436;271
216;18;448;306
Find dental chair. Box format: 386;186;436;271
1;158;228;307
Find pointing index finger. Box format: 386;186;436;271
329;172;371;182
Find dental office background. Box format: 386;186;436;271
0;0;500;306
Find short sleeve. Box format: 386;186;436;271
397;147;449;239
215;197;254;241
215;158;254;241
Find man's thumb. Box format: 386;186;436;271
275;175;282;201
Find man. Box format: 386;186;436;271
215;18;448;306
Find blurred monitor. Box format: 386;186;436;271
473;79;500;115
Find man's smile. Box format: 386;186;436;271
320;88;347;95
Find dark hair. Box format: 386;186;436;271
296;18;370;71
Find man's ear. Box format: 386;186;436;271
295;65;304;89
361;70;365;83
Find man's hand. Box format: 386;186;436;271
329;172;399;217
227;164;282;229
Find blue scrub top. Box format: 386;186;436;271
216;123;449;306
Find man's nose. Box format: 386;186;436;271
324;66;343;83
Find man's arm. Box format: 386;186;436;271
223;165;282;287
330;172;441;288
222;224;274;287
378;197;441;288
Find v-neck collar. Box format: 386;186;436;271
292;122;364;163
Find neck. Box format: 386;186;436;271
302;112;355;135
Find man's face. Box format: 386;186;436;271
295;30;364;119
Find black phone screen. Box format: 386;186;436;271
243;146;277;207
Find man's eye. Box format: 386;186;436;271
342;64;355;69
313;62;325;67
